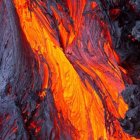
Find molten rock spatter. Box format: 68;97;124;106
121;85;140;137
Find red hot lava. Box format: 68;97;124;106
0;0;138;140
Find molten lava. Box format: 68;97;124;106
0;0;138;139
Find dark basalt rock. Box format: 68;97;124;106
132;21;140;42
120;85;140;138
122;85;140;108
105;0;140;138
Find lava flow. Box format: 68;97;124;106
0;0;138;140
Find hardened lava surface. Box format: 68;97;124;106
0;0;140;140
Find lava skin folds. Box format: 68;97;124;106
0;0;138;140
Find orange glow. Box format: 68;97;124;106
13;0;136;139
119;66;128;75
91;1;98;9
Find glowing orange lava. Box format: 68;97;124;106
13;0;137;139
